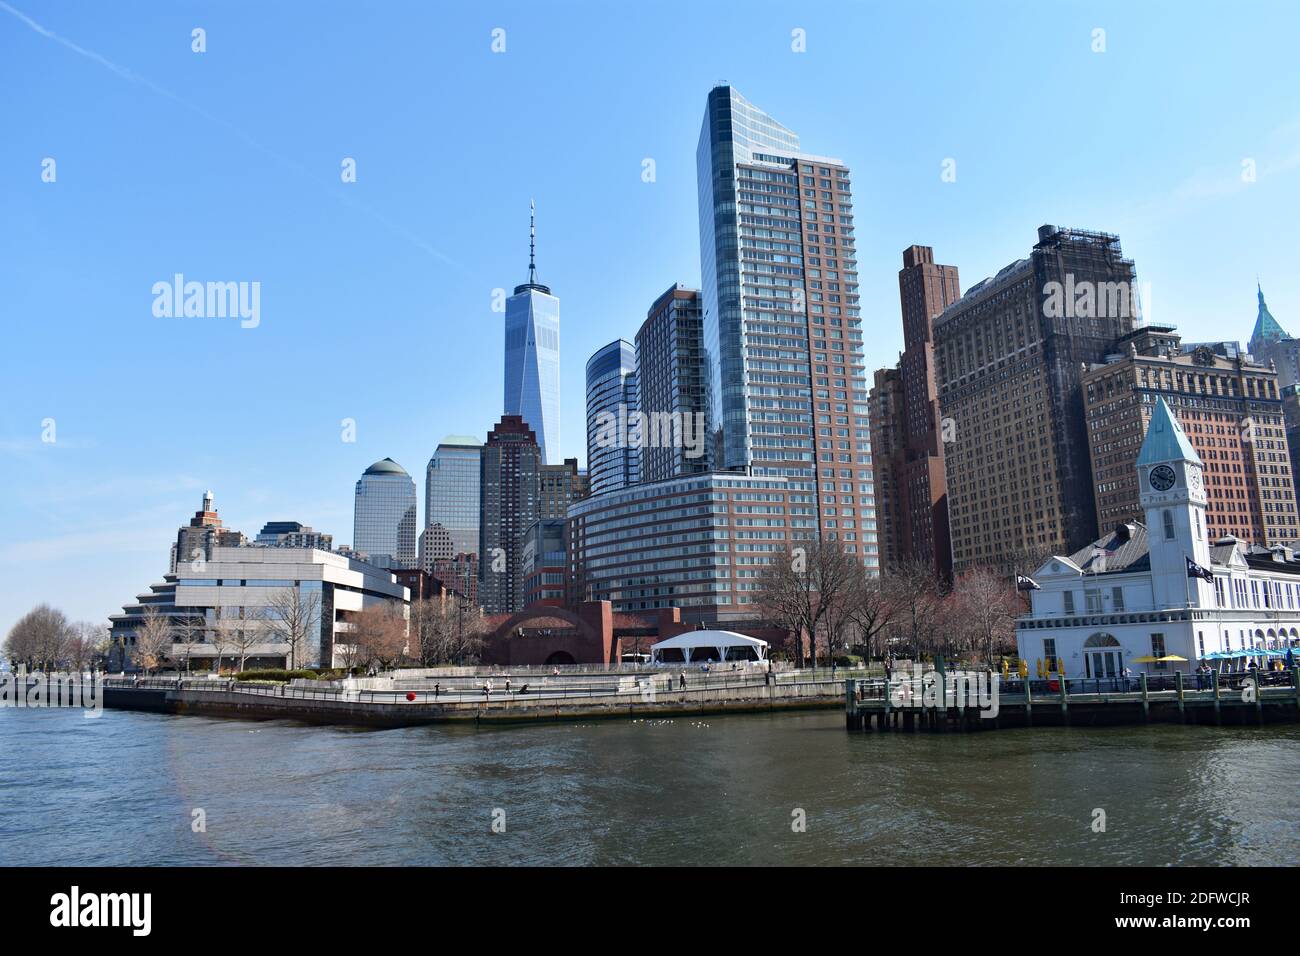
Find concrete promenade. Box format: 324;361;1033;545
100;672;848;728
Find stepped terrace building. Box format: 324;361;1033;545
109;548;409;671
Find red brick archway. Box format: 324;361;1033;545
482;602;614;666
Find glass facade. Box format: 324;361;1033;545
585;339;640;495
424;437;482;559
696;85;877;572
504;287;561;465
636;285;708;483
352;458;417;569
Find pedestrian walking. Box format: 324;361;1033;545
679;671;686;690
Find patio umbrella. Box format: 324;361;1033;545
1018;659;1028;679
1156;655;1188;662
1001;659;1010;680
1057;657;1066;677
1130;656;1160;663
1036;658;1043;678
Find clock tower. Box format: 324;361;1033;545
1137;397;1211;608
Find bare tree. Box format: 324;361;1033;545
845;573;900;664
948;567;1021;665
4;605;74;671
206;613;236;674
409;597;485;666
133;606;173;675
67;621;104;675
350;602;409;673
883;559;948;662
756;538;862;668
229;608;269;673
171;614;207;675
264;587;322;671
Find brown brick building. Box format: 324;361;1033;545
870;246;961;577
1083;326;1299;545
869;367;905;566
933;225;1139;572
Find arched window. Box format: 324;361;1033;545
1084;633;1122;648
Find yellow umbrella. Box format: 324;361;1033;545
1001;659;1010;680
1130;656;1160;663
1057;657;1066;677
1156;655;1187;662
1018;659;1028;679
1036;658;1043;678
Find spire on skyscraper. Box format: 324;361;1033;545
529;198;537;286
1249;281;1287;353
514;198;551;295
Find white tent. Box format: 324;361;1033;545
650;630;768;664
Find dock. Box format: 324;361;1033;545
844;668;1300;732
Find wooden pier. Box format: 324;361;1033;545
844;669;1300;732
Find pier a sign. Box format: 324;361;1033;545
888;665;999;718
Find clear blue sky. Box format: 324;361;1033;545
2;0;1298;635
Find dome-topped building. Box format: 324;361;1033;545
353;458;417;570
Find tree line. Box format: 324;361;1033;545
755;540;1030;668
3;589;493;676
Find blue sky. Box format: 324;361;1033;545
2;0;1298;635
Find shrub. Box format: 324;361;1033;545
232;668;319;683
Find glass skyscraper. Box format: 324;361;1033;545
696;85;878;572
504;201;561;464
585;339;639;495
424;436;482;558
352;458;417;569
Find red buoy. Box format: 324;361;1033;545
406;692;416;701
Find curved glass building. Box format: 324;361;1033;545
352;458;417;569
585;339;639;495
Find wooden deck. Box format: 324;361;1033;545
844;669;1300;731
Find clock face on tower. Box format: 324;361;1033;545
1149;464;1177;492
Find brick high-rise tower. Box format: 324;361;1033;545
697;85;877;571
896;246;961;577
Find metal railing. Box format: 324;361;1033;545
103;675;847;707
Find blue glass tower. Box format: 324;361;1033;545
504;201;561;464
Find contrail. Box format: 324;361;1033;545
0;1;462;269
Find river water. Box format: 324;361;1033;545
1;707;1296;866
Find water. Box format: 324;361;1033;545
1;707;1296;866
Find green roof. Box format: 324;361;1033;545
1249;283;1287;351
1137;397;1202;467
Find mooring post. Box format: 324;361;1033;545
1024;676;1034;727
1212;669;1222;724
845;678;858;731
882;676;891;732
1140;672;1150;722
1060;674;1070;726
1175;671;1185;722
1293;665;1300;713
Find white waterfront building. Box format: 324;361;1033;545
111;547;409;671
1017;397;1300;679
